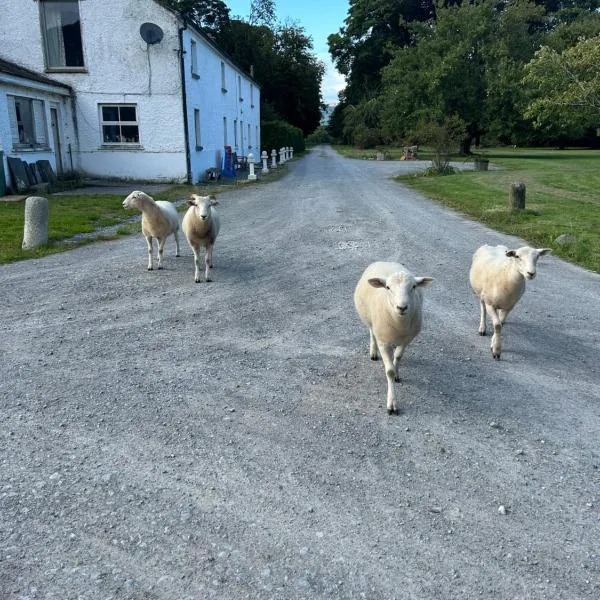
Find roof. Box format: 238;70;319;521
0;56;73;91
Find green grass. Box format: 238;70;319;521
333;144;599;273
392;148;600;273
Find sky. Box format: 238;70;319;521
224;0;349;105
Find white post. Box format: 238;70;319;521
247;153;257;180
22;196;49;249
261;151;269;174
290;146;294;159
279;147;285;164
271;149;278;169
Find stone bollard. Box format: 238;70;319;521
509;182;526;210
279;147;285;164
289;147;294;159
22;196;49;249
247;153;257;181
271;149;278;169
261;151;269;174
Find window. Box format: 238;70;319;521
191;40;199;78
194;109;202;150
248;123;251;149
221;62;226;92
8;96;48;149
233;119;237;149
40;0;84;69
250;84;254;108
223;116;228;146
100;105;139;144
256;125;259;150
238;75;243;101
240;120;244;151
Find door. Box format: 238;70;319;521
50;107;63;174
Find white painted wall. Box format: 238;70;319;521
0;75;75;190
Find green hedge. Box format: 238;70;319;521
261;120;305;154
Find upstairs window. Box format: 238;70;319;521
40;0;84;69
220;62;226;92
8;96;49;149
238;75;243;101
191;40;199;78
100;104;139;145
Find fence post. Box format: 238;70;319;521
261;151;269;174
271;149;278;169
22;196;49;249
509;182;526;210
247;153;257;181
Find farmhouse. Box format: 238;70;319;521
0;0;260;190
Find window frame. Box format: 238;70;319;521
194;108;202;151
99;104;141;147
8;95;50;150
190;39;199;79
220;62;227;93
39;0;86;72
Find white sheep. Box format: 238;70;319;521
122;190;181;271
469;244;551;359
181;194;220;283
354;261;433;414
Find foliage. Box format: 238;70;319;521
306;127;333;146
248;0;276;28
414;116;466;172
523;35;600;138
261;120;305;153
342;98;384;148
160;0;230;32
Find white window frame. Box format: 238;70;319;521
99;104;140;146
39;0;85;71
194;108;202;150
238;75;243;101
191;40;199;78
233;119;238;150
250;84;254;108
221;62;227;92
248;123;251;150
8;95;49;150
223;116;228;146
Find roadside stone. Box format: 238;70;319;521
554;233;576;246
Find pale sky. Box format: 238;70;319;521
225;0;349;105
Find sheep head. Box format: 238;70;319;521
122;190;152;210
368;272;433;316
187;194;219;221
505;246;552;280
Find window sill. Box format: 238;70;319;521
13;144;51;152
100;144;143;150
196;145;204;151
192;72;200;80
221;87;228;94
46;67;88;74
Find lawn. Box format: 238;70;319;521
336;146;600;273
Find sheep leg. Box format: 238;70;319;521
478;298;487;335
487;305;502;360
377;341;398;415
145;235;154;271
174;229;181;257
205;244;214;282
393;345;405;382
192;246;203;283
157;238;166;269
369;329;379;360
498;308;510;325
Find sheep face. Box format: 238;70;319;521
122;190;148;210
505;247;552;280
368;273;433;317
188;194;218;221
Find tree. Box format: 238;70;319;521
161;0;230;33
523;34;600;138
249;0;277;28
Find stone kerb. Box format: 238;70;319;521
22;196;49;249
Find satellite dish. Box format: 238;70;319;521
140;22;164;45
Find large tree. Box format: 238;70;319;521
161;0;230;33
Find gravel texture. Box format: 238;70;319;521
1;146;599;599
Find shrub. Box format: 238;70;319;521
261;120;305;154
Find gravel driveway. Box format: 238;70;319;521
1;145;599;599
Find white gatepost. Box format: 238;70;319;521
290;147;294;159
261;151;269;174
271;149;278;168
22;196;48;249
247;153;257;180
279;147;285;164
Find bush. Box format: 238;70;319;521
306;126;332;146
261;120;305;154
414;116;466;173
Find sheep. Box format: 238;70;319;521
122;190;181;271
181;194;220;283
354;261;433;414
469;244;551;360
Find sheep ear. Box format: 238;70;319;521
187;198;196;207
210;198;219;206
415;277;434;287
505;250;517;258
538;248;552;256
368;278;387;289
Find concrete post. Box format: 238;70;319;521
247;153;257;181
509;182;526;210
290;147;294;159
261;151;269;174
22;196;49;249
279;147;285;164
271;149;278;169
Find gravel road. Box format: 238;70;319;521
1;145;599;599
